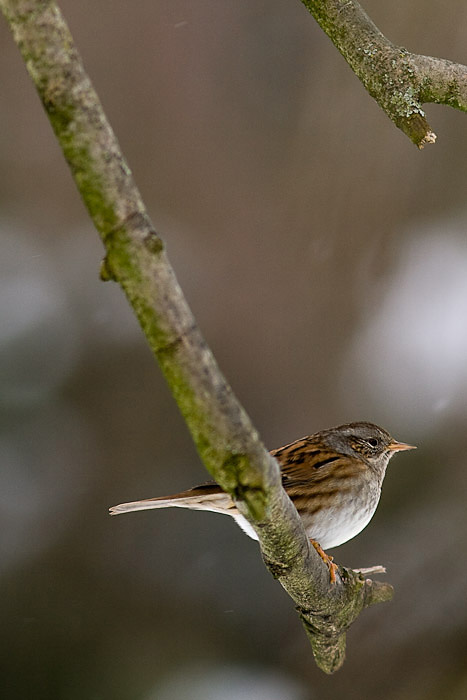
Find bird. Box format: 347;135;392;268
110;422;415;581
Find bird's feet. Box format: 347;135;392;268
310;538;339;584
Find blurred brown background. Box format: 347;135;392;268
1;1;467;698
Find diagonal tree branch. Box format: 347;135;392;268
300;0;467;147
0;0;392;673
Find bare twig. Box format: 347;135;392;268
352;565;386;576
0;0;392;672
300;0;467;147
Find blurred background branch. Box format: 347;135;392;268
300;0;467;147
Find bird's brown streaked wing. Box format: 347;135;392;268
271;438;367;489
277;449;368;516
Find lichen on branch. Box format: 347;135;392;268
300;0;467;147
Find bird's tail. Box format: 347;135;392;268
109;485;234;516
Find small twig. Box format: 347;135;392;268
352;565;387;576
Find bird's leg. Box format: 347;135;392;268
310;538;338;584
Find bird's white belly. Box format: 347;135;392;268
224;483;381;550
311;505;376;549
301;487;381;549
230;497;379;549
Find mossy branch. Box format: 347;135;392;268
0;0;392;673
300;0;467;147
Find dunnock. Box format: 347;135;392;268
110;422;415;580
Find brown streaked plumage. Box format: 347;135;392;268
110;422;415;578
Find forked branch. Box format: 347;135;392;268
301;0;467;147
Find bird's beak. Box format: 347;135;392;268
388;440;416;452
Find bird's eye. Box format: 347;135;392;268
367;438;379;448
